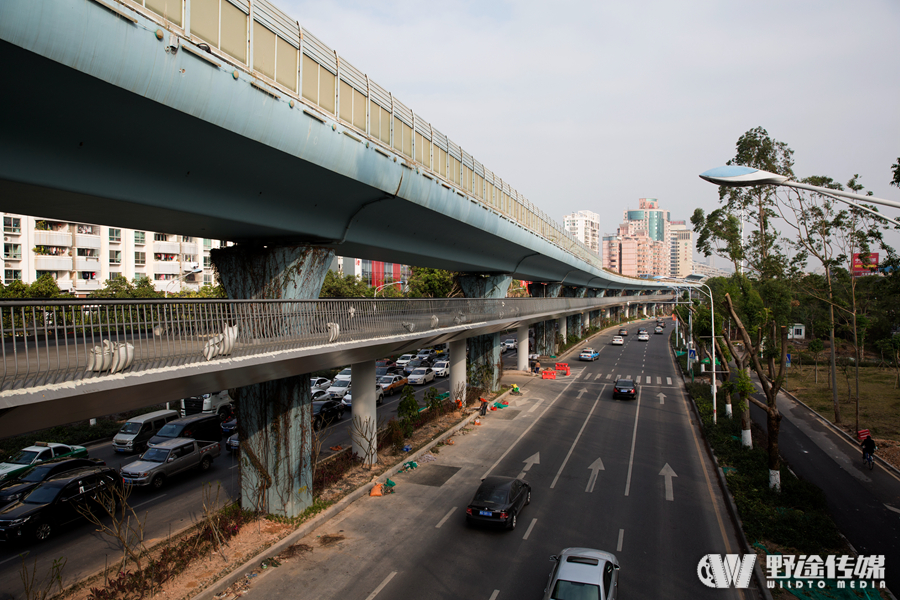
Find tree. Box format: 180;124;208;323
808;338;824;384
406;267;460;298
318;271;374;298
90;277;164;299
891;157;900;188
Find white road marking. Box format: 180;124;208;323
617;528;625;552
595;373;603;380
606;373;613;380
657;377;661;384
585;457;605;493
885;504;900;515
365;571;398;600
551;395;601;488
657;392;666;405
666;377;672;385
517;452;541;480
482;378;577;479
489;591;500;600
523;518;538;540
528;398;545;413
435;507;457;528
132;494;166;509
624;388;642;497
646;376;651;384
660;464;678;501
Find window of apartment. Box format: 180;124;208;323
203;273;213;285
203;256;212;269
109;228;121;243
154;233;168;241
76;248;99;258
4;269;22;282
154;273;178;281
77;225;98;235
134;251;146;265
4;244;21;259
181;236;193;243
135;274;149;283
109;250;122;264
3;217;21;234
110;272;122;280
203;238;212;249
79;271;98;280
36;270;56;280
155;253;176;262
135;231;146;245
183;254;197;264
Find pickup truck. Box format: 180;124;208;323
120;438;220;490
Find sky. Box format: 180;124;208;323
279;0;900;265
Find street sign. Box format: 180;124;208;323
688;349;697;360
786;353;791;367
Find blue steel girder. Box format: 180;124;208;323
0;0;673;292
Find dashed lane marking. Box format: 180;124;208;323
435;507;457;528
523;518;538;540
365;572;398;600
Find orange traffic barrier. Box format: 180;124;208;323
542;370;556;379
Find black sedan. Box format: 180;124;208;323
312;400;345;430
0;458;104;506
465;476;531;530
0;465;120;543
220;417;238;437
613;378;636;400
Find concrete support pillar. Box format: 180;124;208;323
517;325;529;371
449;339;467;405
532;320;554;356
558;317;567;344
212;244;334;517
351;361;377;465
459;274;512;392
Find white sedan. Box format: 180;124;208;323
611;336;624;346
432;361;449;377
637;333;650;341
408;368;436;385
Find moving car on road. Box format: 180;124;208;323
637;332;649;341
0;458;104;506
404;358;432;375
312;400;345;430
611;336;624;346
654;327;664;334
333;368;353;382
466;476;531;530
579;348;600;361
542;548;620;600
395;354;415;368
378;374;408;395
121;438;221;490
342;385;384;408
613;378;637;400
502;338;518;350
0;443;89;483
432;360;449;377
112;409;180;454
618;329;628;336
310;377;332;390
408;368;436;385
326;378;352;399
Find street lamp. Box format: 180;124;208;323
671;282;719;424
165;264;203;297
373;280;403;297
699;166;900;227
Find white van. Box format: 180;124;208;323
112;409;180;454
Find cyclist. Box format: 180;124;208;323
861;434;877;463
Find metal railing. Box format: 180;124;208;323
0;295;669;392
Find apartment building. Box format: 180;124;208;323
563;210;601;254
339;256;411;290
602;220;669;278
2;214;223;297
669;221;694;279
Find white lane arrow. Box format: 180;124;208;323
576;388;589;399
657;392;666;405
517;452;540;480
585;457;605;493
659;463;677;501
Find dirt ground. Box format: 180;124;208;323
58;409;473;600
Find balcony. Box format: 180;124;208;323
75;279;101;292
75;234;101;249
154;261;182;275
3;252;22;261
34;256;73;271
33;231;72;246
75;257;101;271
154;241;181;254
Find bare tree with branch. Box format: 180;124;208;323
77;481;148;571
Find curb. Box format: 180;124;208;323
193;401;494;600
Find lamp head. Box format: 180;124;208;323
699;166;789;187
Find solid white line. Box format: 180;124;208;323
132;494;166;509
550;395;601;488
523;518;538;540
365;571;398;600
0;554;25;567
489;591;500;600
617;528;625;552
624;388;642;497
482;378;577;479
528;398;545;413
435;507;457;528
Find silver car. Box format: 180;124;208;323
543;548;619;600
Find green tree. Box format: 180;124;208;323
318;271;374;298
891;157;900;188
90;277;164;299
406;267;460;298
26;274;63;298
808;338;824;384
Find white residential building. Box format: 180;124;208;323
563;210;601;254
669;221;694;279
2;214;223;297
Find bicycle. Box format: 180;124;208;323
863;450;876;471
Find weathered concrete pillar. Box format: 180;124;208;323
516;324;529;372
351;361;377;465
212;244;333;517
449;339;466;405
459;274;512;392
558;317;567;344
529;282;562;355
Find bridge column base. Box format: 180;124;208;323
459;274;512;393
212;244;334;518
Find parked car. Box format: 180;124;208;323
121;438;221;490
112;409;180;454
148;414;222;447
375;359;396;369
326;378;352;399
502;338;518;350
654;327;664;334
542;548;620;600
333;368;353;382
613;378;636;400
310;377;332;390
408;368;435;385
611;336;624;346
466;476;531;530
579;348;599;361
637;332;649;341
226;433;240;453
220;417;238;437
404;358;433;375
432;360;450;377
342;386;384;408
312;400;345;430
0;458;105;506
378;374;408;395
395;354;416;368
618;329;628;336
0;443;89;483
0;464;121;543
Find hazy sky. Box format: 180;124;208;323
280;0;900;262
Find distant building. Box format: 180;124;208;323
624;199;670;243
692;260;731;279
602;198;689;278
669;221;694;279
339;256;411;289
564;210;601;254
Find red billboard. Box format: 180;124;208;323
852;252;879;277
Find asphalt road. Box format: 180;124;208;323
0;375;452;600
233;319;750;600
